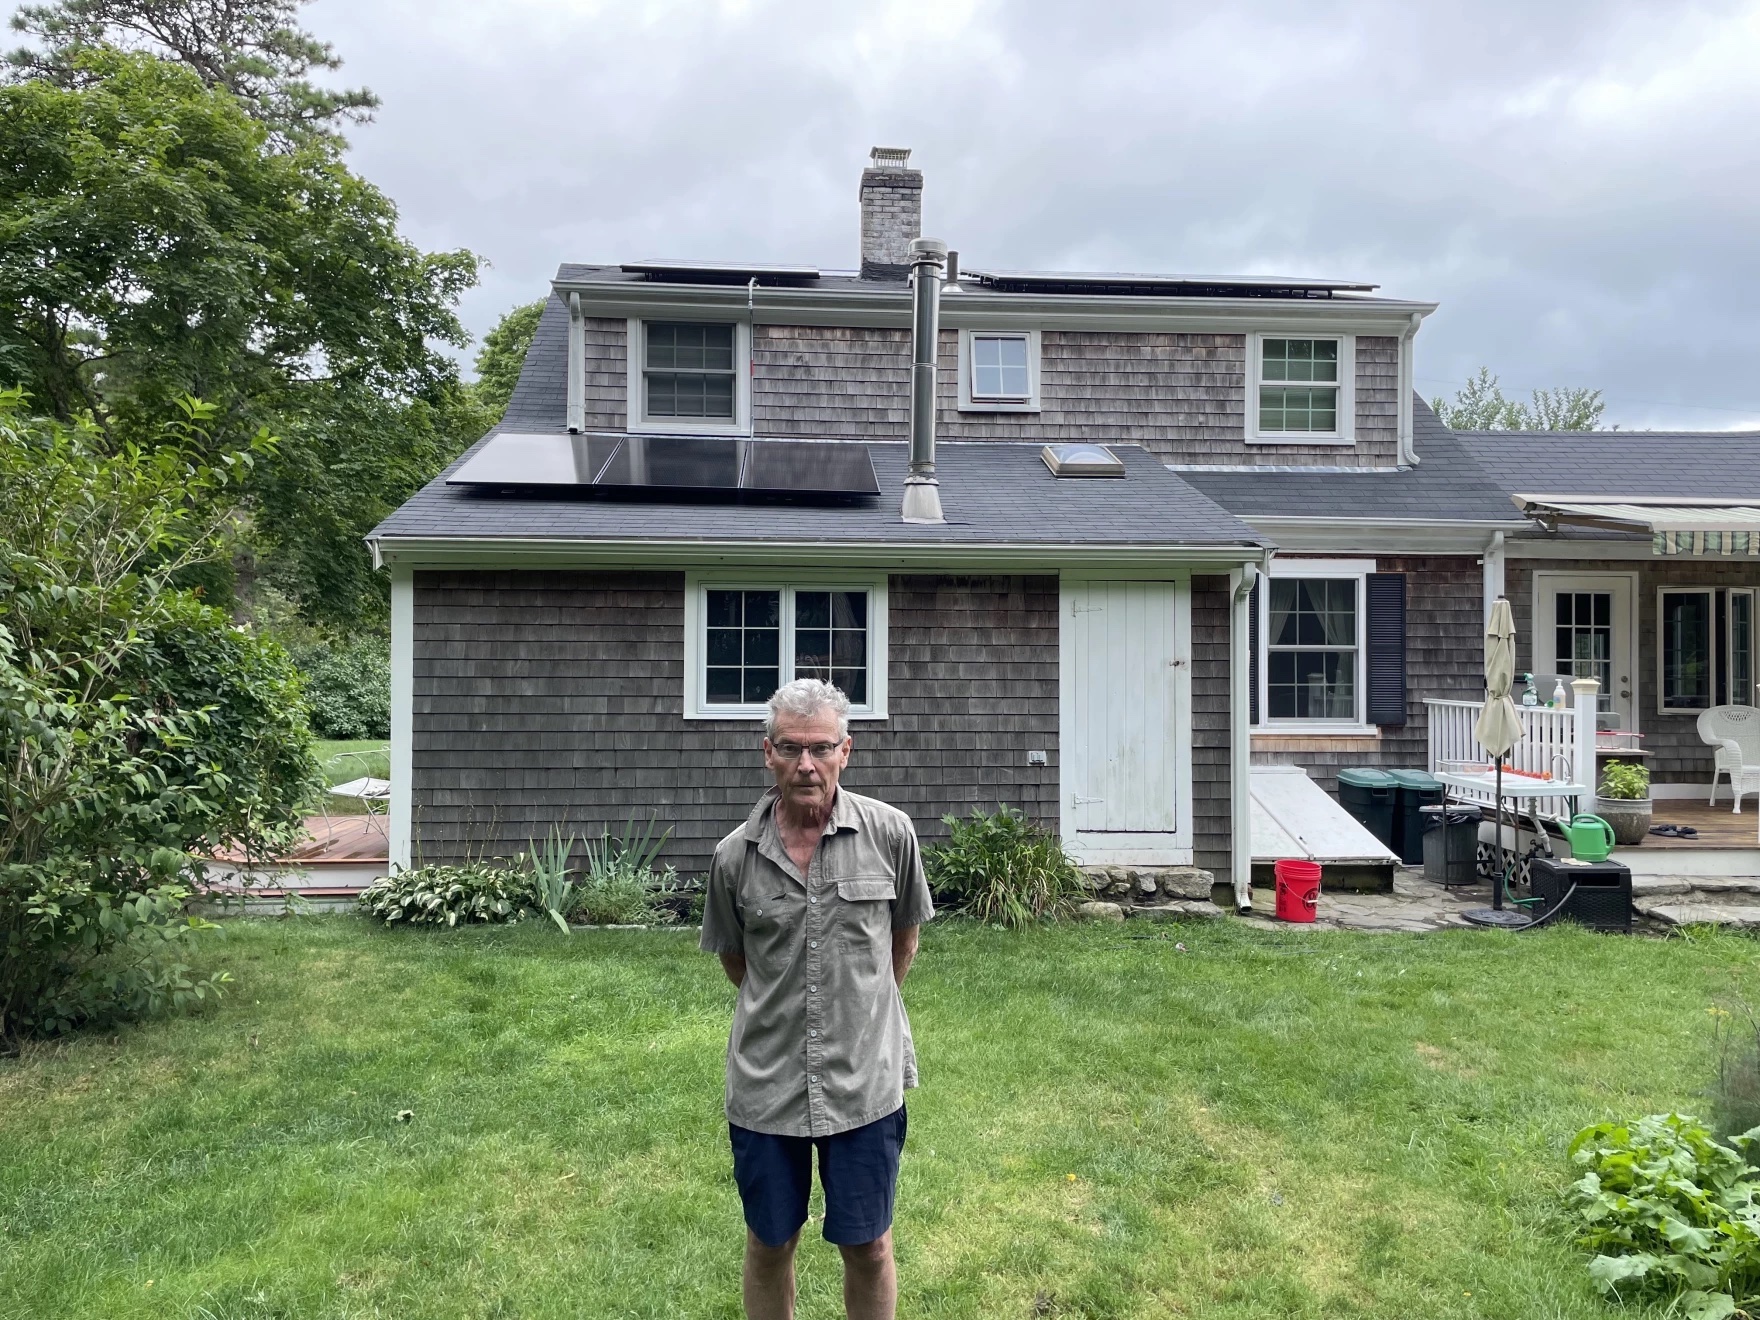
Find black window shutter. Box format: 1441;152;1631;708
1366;573;1407;726
1248;577;1261;725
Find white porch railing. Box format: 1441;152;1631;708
1425;689;1598;822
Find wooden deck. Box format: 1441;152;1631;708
211;815;388;866
1638;799;1760;850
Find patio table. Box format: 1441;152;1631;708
1436;772;1591;914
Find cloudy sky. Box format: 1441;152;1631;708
306;0;1760;429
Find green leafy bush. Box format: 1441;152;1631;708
571;818;679;926
1;394;318;1040
1600;759;1651;801
924;804;1082;927
357;863;532;927
1565;1112;1760;1318
296;636;390;739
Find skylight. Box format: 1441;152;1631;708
1041;444;1125;478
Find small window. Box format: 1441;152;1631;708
687;576;888;719
1266;577;1359;721
957;329;1040;412
645;322;735;419
1248;334;1353;443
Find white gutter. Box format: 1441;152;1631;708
1482;530;1505;628
388;564;413;872
1396;310;1425;467
1229;559;1263;912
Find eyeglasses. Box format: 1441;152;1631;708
770;740;843;761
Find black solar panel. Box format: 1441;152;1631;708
620;259;821;286
447;433;879;501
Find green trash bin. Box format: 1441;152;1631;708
1337;768;1398;850
1388;769;1445;866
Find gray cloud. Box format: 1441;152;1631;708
93;0;1760;426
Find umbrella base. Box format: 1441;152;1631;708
1462;908;1533;929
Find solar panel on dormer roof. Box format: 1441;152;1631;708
965;269;1377;297
619;259;821;286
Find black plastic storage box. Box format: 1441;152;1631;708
1337;768;1397;850
1389;770;1446;866
1527;856;1633;933
1422;807;1480;885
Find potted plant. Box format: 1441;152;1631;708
1597;759;1652;846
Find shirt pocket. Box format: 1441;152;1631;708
834;876;896;949
740;890;793;935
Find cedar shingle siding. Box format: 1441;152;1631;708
580;317;1398;468
1191;575;1234;879
411;570;1062;875
1250;555;1483;791
1506;556;1760;786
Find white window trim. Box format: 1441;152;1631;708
957;328;1041;412
1657;585;1733;716
1732;587;1758;709
683;571;889;720
1258;557;1374;735
626;317;751;436
1245;332;1356;445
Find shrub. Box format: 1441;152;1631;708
526;827;577;934
923;804;1082;927
1565;1113;1760;1318
570;818;679;926
1;394;318;1040
297;635;390;739
1600;759;1651;801
357;862;532;927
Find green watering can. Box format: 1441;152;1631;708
1564;813;1616;863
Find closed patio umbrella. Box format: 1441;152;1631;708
1468;597;1529;925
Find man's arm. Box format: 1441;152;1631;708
718;952;747;987
891;925;919;987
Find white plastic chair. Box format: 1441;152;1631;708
1698;705;1760;813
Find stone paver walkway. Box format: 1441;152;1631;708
1235;869;1492;933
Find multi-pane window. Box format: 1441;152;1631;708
1554;591;1614;713
1259;337;1340;433
1266;578;1358;720
644;322;736;420
970;335;1030;400
702;586;872;709
1660;588;1759;711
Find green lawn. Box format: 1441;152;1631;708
1;917;1752;1319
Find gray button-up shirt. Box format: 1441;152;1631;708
700;788;934;1138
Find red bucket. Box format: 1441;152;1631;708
1273;859;1321;923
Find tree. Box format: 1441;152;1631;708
0;390;319;1039
6;0;375;143
1432;367;1606;431
0;49;482;625
472;299;547;422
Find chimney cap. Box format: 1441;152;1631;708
869;146;912;170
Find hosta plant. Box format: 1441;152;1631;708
357;863;532;927
1565;1112;1760;1319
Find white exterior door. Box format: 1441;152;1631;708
1060;579;1192;864
1532;572;1638;730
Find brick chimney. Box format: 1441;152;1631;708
859;147;922;281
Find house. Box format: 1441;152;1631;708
369;147;1760;903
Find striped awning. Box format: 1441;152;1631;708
1513;497;1760;557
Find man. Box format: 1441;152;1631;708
700;677;934;1320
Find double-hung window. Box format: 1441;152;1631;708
957;329;1040;411
1660;587;1758;711
1248;334;1354;443
629;319;749;433
1266;577;1360;722
685;574;889;719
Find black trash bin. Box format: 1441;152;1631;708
1389;769;1446;865
1337;768;1397;850
1423;808;1480;885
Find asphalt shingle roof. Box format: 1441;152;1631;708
1457;429;1760;500
1182;398;1524;523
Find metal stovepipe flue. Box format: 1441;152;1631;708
901;237;948;524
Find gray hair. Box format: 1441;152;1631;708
765;678;851;741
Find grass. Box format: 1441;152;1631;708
1;918;1756;1319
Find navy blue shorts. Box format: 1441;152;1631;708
729;1105;907;1247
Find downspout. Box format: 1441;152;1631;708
1482;530;1505;629
901;237;948;524
566;291;585;433
1229;556;1265;913
1397;311;1422;467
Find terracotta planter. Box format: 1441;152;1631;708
1596;797;1652;846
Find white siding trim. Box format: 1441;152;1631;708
388;564;414;873
625;317;752;436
